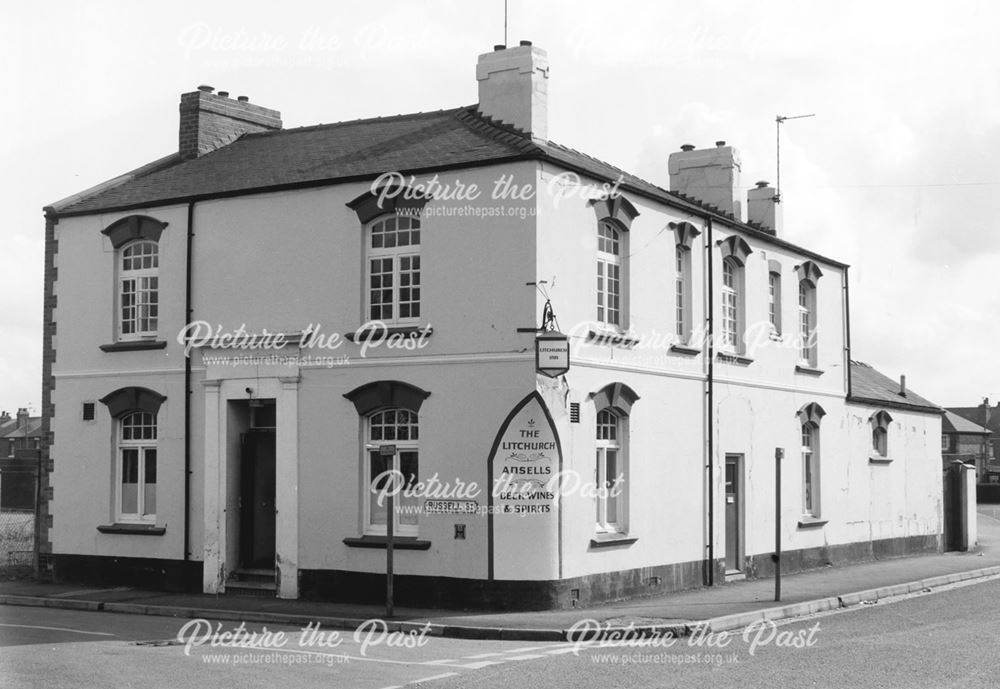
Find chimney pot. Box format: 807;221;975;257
218;91;229;98
197;84;214;93
237;95;249;102
900;375;907;396
520;40;532;46
493;44;506;51
715;140;726;147
756;180;770;188
680;144;695;152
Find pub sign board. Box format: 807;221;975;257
535;330;569;378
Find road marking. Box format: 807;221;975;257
410;672;458;684
503;653;547;661
423;659;458;665
458;660;504;669
0;623;115;637
545;647;580;655
504;645;551;653
462;652;504;658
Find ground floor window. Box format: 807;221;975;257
118;411;157;522
366;408;419;536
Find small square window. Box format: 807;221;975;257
82;402;96;421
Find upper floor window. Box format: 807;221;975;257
589;196;639;332
597;221;622;327
717;235;752;355
768;271;782;335
100;216;168;343
721;259;742;351
670;222;700;346
367;215;421;325
941;435;950;452
798;280;816;365
119;240;159;339
795;261;823;368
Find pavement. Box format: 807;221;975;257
4;508;1000;642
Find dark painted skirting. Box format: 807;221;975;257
743;534;942;579
52;555;202;593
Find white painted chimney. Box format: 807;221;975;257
747;180;781;235
668;141;743;221
476;41;549;140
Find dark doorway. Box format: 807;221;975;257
725;455;743;572
240;427;276;569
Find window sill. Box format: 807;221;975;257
797;517;828;529
589;533;638;548
587;329;640;348
869;456;894;464
100;340;167;352
343;536;432;550
344;325;433;343
795;365;824;376
716;352;754;365
97;523;165;535
669;344;701;356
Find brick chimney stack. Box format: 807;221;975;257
0;411;10;425
16;407;28;433
179;85;282;159
668;141;744;221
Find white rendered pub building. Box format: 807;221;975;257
41;42;944;608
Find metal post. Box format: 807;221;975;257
386;490;394;618
775;447;783;602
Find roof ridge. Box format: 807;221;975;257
241;106;469;139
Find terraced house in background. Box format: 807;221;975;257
40;42;945;609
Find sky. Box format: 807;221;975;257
2;0;998;415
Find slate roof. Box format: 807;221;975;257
46;105;846;268
0;417;42;439
949;406;1000;433
942;409;990;435
849;361;941;413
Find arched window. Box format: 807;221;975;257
119;240;159;338
367;215;421;325
597;221;622;327
118;411;158;522
365;408;419;536
590;382;639;535
595;408;623;532
797;402;825;519
721;258;743;352
798;279;817;366
870;410;892;459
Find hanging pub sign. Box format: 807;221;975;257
535;330;569;378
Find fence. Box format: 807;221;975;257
0;449;39;568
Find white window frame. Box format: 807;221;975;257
721;258;742;352
366;215;422;326
118;240;159;340
595;408;627;533
117;411;157;523
798;279;817;366
364;408;419;537
802;422;820;518
596;221;623;328
768;271;782;336
675;244;692;343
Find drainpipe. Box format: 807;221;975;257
184;201;195;565
705;217;715;586
843;266;852;398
